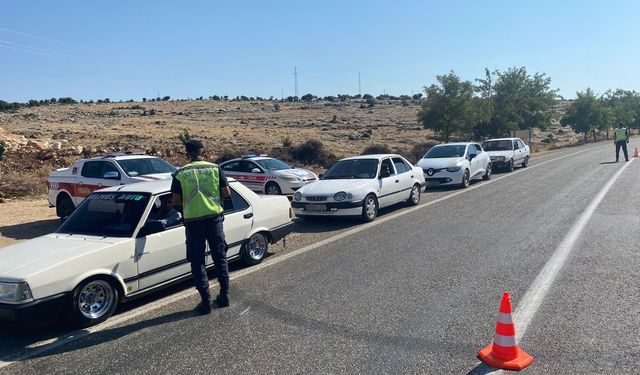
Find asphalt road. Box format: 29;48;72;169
2;141;639;374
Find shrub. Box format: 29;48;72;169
361;144;391;155
274;103;281;111
409;141;440;163
366;97;376;108
215;150;243;164
281;136;292;148
0;141;5;161
290;139;337;167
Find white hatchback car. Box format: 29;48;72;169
482;138;530;171
417;142;492;188
0;178;293;327
220;155;317;195
292;154;426;222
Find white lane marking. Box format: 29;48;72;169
0;143;609;369
240;306;251;316
470;158;634;375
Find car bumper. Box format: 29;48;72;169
281;180;317;195
291;200;363;217
269;221;295;243
0;293;68;327
424;170;464;186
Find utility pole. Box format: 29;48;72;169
293;67;299;98
281;88;284;101
358;72;361;96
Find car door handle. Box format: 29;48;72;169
411;175;414;178
243;212;254;219
395;180;399;183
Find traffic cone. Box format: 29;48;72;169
634;146;638;158
477;292;533;371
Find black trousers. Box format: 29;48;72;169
185;216;229;296
615;140;629;161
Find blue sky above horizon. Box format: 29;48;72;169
2;0;640;102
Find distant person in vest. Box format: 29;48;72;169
614;122;630;162
172;139;231;314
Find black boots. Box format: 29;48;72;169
216;292;230;308
196;290;212;315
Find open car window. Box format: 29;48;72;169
223;187;251;214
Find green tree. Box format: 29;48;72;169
490;67;558;135
417;71;479;142
602;89;640;129
561;88;609;143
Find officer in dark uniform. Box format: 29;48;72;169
172;139;231;314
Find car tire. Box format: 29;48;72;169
69;276;119;328
407;183;421;206
522;156;529;167
265;182;282;195
461;169;470;188
482;163;492;180
241;232;269;266
56;193;75;220
361;194;378;222
507;159;514;172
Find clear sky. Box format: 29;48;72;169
1;0;640;102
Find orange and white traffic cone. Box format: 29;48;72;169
477;292;533;371
633;146;638;158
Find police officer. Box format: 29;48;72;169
172;139;230;314
614;122;630;162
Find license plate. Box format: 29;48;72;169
305;204;327;211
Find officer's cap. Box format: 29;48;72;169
185;139;204;152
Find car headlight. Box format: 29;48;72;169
294;192;302;201
281;174;301;182
333;192;353;201
446;162;463;172
0;281;33;303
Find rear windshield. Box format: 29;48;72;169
482;140;513;151
57;193;151;237
117;158;177;177
424;145;467;158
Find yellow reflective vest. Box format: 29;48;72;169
615;127;628;142
174;161;223;222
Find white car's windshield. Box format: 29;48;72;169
117;158;177;177
255;158;291;171
482;140;513;151
322;159;378;179
424;145;467;158
57;193;151;237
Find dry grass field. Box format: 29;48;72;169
0;99;588;199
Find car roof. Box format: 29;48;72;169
221;156;274;164
82;154;159;161
98;177;238;195
432;142;474;147
340;154;405;161
484;138;517;142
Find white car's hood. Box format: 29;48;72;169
300;179;371;195
274;168;316;180
0;234;122;280
485;150;514;158
417;157;464;170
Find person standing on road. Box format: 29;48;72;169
172;139;231;314
614;122;630;162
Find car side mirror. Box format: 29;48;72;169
379;170;391;179
103;171;120;180
138;221;165;237
251;168;261;173
318;173;324;179
468;154;476;161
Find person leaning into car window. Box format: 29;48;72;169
147;195;182;228
171;139;231;314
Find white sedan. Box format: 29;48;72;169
220;155;317;195
0;178;293;327
292;154;426;222
417;142;492;188
482;138;530;171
